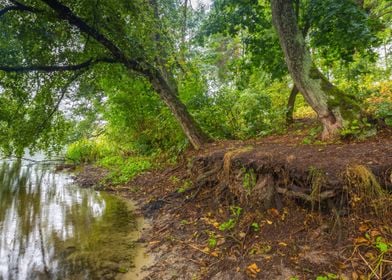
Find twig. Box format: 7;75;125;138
357;251;381;279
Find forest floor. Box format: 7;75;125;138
76;120;392;280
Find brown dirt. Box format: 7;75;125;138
77;123;392;280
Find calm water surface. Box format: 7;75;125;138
0;160;138;280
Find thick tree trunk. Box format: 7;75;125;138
286;85;299;125
147;70;210;150
271;0;349;139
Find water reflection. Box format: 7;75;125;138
0;160;136;280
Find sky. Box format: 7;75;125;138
194;0;212;8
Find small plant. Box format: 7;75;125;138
375;236;390;253
315;273;338;280
340;118;375;139
177;179;192;193
302;126;322;144
243;168;257;192
219;218;236;231
219;206;243;231
251;222;260;232
207;232;218;249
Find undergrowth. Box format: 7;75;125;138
66;137;154;185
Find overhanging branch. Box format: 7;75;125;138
0;57;117;73
40;0;142;72
35;69;86;136
0;1;42;18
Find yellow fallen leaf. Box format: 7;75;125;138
354;237;370;245
268;208;280;217
246;263;261;278
359;224;369;232
278;242;287;247
266;220;273;225
365;251;376;261
239;232;247;238
202;247;210;253
370;230;381;238
210;251;219;257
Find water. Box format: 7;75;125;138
0;160;139;280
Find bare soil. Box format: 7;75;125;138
77;122;392;280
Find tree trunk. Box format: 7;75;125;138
271;0;354;140
147;69;210;150
286;85;299;125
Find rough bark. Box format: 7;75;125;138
271;0;349;139
147;69;210;150
286;85;299;124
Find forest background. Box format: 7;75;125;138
0;0;391;184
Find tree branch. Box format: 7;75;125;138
0;1;42;18
35;70;86;136
40;0;142;72
0;57;116;73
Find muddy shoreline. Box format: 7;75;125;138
73;130;392;279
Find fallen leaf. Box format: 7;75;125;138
266;220;273;225
210;251;219;257
246;263;261;278
268;208;280;217
278;242;287;247
370;230;381;238
365;251;375;261
359;224;369;232
202;247;210;254
238;232;247;238
354;237;370;245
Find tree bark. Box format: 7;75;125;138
146;69;210;150
286;85;299;125
271;0;351;139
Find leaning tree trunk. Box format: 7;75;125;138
286;85;299;125
271;0;356;139
146;69;210;150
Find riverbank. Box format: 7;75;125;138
76;125;392;279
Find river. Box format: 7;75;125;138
0;159;147;280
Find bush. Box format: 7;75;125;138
98;155;152;184
66;138;113;164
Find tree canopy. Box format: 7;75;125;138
0;0;391;156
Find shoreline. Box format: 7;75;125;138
74;132;392;279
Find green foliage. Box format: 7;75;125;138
219;206;243;231
308;0;379;63
243;168;257;192
375;236;390;253
207;232;218;249
315;274;338;280
66;137;152;184
251;222;260;232
0;0;390;159
66;138;113;164
100;156;152;185
218;218;236;231
340;119;376;139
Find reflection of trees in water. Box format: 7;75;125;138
0;160;136;280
